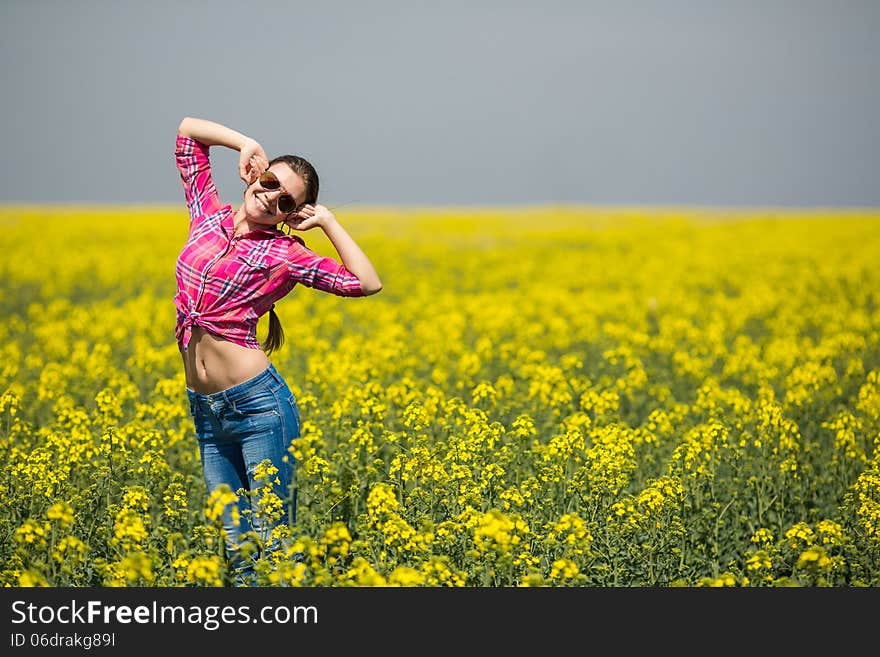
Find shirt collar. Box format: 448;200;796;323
222;209;282;239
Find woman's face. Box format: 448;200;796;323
244;163;307;225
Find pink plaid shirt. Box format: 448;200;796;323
174;134;365;353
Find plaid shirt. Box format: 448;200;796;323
174;134;364;353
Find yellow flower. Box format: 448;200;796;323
162;482;188;519
268;561;307;587
111;509;149;549
696;571;737;587
471;381;498;408
187;555;224;586
746;550;772;571
19;569;49;587
14;520;51;548
52;536;87;564
321;522;353;557
549;558;580;583
367;482;400;517
401;402;430;431
343;557;388;586
122;486;151;512
421;557;467;587
253;459;280;485
104;552;155;586
46;501;75;529
205;485;240;526
785;522;815;549
750;528;774;546
389;566;426;587
815;520;845;546
474;509;530;556
511;414;537;439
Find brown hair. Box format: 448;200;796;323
262;155;320;356
263;304;285;355
270;155;320;208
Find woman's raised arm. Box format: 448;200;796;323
178;117;268;184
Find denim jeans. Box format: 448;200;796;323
186;363;300;586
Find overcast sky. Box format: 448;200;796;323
2;1;878;208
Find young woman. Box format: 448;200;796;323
174;116;382;585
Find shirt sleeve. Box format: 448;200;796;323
287;238;366;297
175;134;222;226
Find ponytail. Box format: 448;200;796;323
263;305;284;355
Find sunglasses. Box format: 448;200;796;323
258;171;299;214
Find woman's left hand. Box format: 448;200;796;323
284;204;335;231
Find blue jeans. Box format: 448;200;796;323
186;363;300;586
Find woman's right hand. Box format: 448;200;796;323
239;138;268;185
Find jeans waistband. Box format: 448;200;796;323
185;363;284;405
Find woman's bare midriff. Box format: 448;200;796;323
182;325;270;394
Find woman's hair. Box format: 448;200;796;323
270;154;320;207
262;155;319;356
263;304;285;355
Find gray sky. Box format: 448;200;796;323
2;0;878;207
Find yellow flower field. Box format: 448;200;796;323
1;205;878;586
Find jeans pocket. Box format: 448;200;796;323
232;387;279;417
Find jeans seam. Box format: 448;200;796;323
230;385;280;417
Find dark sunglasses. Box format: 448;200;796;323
258;171;298;214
